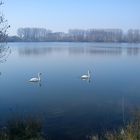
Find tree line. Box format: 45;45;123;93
7;28;140;43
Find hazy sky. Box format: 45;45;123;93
3;0;140;35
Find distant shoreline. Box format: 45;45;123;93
7;28;140;43
6;40;140;44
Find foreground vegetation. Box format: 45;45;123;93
0;118;45;140
88;123;140;140
88;111;140;140
1;119;140;140
0;112;140;140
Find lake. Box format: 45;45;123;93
0;42;140;140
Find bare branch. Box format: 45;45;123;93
0;1;10;63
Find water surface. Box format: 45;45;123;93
0;42;140;139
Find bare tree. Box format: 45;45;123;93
0;1;10;63
17;28;52;41
0;1;10;42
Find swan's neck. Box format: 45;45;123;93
88;71;90;77
38;74;41;81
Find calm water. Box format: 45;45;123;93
1;42;140;139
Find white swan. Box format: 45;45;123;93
29;73;42;82
81;70;91;79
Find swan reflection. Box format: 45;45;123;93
81;78;91;83
29;81;42;87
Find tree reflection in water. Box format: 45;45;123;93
0;43;11;63
0;44;11;76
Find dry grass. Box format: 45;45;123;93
0;118;45;140
88;111;140;140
